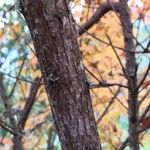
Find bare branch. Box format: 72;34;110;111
138;80;150;93
78;2;120;35
0;71;42;85
120;103;150;150
119;138;129;150
0;119;18;136
139;103;150;122
0;72;23;149
8;55;27;98
106;34;130;86
139;89;150;105
89;82;128;89
19;77;42;129
143;39;150;53
78;23;150;54
85;67;127;109
138;61;150;89
107;0;145;51
96;87;121;124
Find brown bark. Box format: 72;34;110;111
119;0;139;149
19;0;101;149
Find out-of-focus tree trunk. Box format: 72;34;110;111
0;73;23;150
119;0;139;149
19;0;101;149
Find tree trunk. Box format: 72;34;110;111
19;0;101;149
119;0;139;149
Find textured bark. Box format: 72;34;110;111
119;1;139;149
19;0;101;149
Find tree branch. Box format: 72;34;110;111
89;82;128;89
0;119;18;136
19;77;42;129
78;2;120;35
96;87;121;124
138;61;150;89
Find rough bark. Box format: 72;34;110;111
119;1;139;149
19;0;101;149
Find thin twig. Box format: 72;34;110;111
107;0;145;51
0;71;42;85
8;55;27;98
139;89;150;105
106;34;131;88
138;80;150;94
119;103;150;149
78;2;120;35
97;69;127;110
19;77;42;129
138;61;150;89
0;119;18;135
85;66;127;109
89;82;128;89
96;87;121;124
77;23;150;54
139;103;150;122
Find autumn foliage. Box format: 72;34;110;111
0;0;150;149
